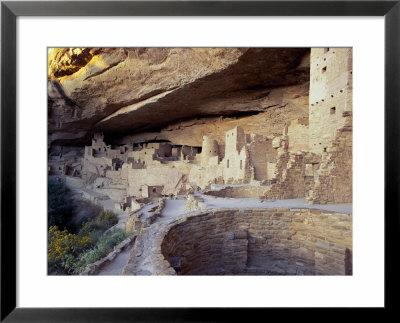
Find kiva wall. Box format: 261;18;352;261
157;208;352;275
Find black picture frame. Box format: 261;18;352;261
1;1;399;321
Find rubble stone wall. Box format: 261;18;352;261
264;152;306;200
203;185;271;199
307;117;352;204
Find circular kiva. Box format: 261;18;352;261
160;208;352;275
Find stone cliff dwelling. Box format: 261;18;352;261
48;47;352;275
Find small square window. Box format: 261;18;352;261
322;67;327;73
330;107;336;115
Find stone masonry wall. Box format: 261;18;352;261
201;136;220;167
247;135;277;182
222;126;251;183
126;166;170;196
188;163;224;190
309;48;352;154
286;117;309;152
158;208;352;275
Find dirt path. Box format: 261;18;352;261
97;244;136;275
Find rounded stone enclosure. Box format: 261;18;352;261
161;208;352;275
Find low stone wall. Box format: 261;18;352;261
158;208;352;275
144;198;166;227
125;198;166;234
203;185;270;199
125;211;143;234
81;235;136;275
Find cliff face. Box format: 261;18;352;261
48;47;310;147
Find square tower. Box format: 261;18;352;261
309;48;352;153
223;126;248;183
92;132;105;150
225;126;246;155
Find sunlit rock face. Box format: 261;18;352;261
48;47;310;147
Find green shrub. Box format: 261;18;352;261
78;219;102;245
48;180;125;274
73;229;127;274
96;210;119;229
48;226;92;275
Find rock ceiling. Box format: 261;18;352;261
48;47;310;146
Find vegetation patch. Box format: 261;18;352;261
47;179;126;275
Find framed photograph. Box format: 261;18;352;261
1;0;398;321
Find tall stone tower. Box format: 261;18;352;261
201;136;219;167
223;126;248;183
307;48;353;204
225;126;246;156
309;48;353;153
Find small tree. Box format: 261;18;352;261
48;179;73;230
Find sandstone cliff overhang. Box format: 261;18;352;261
48;47;310;146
